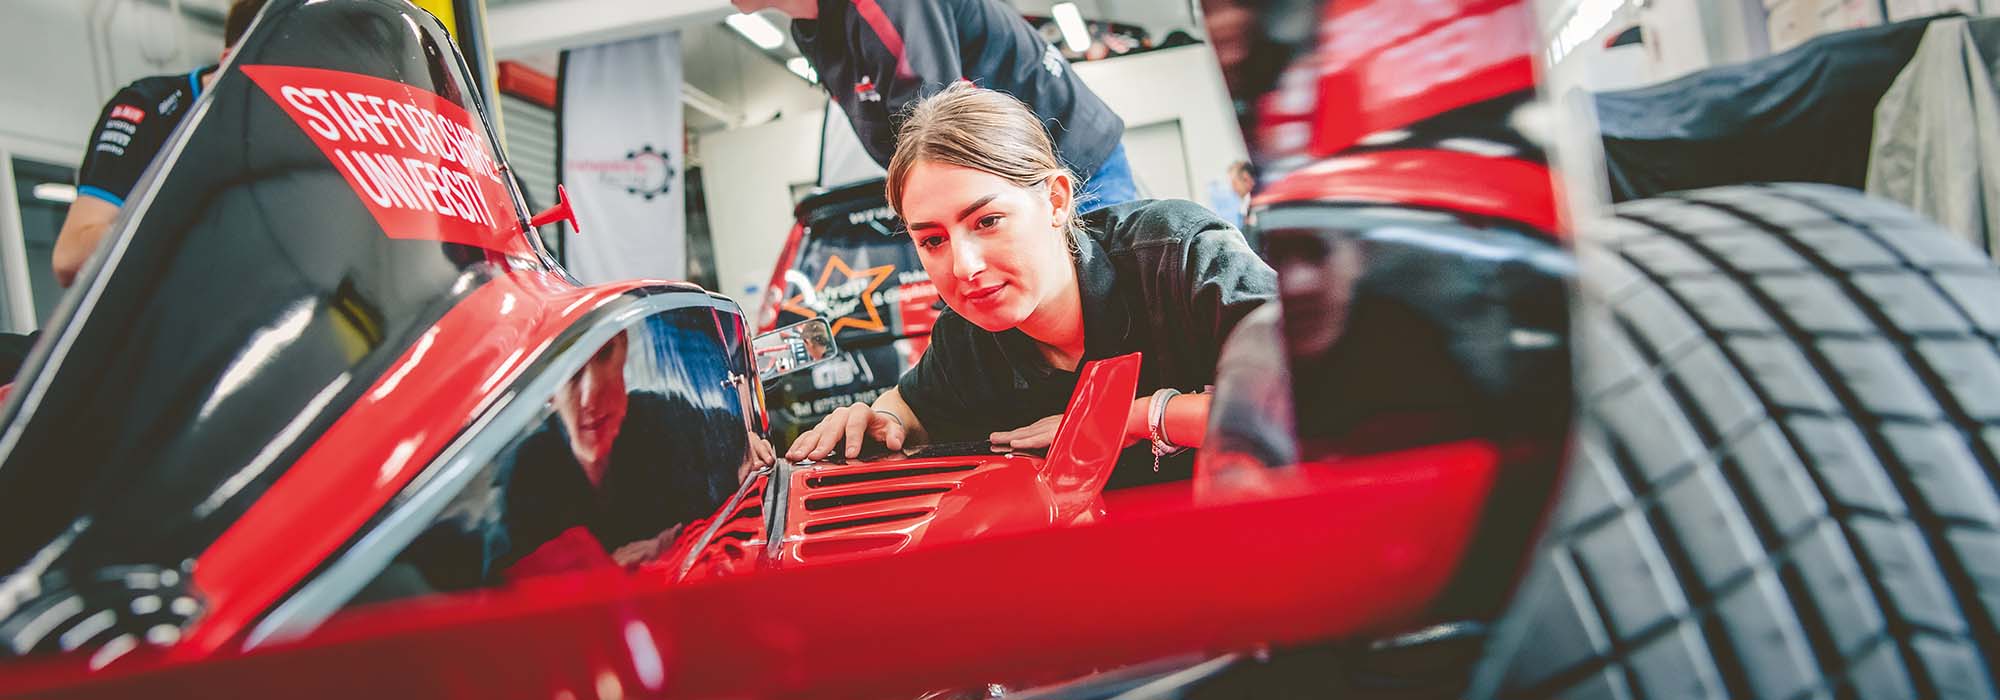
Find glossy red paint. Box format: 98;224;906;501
1037;352;1139;520
528;184;579;232
181;272;667;656
778;452;1053;566
506;526;619;579
1253;148;1561;234
5;441;1501;699
678;354;1142;574
1298;0;1538;157
674;473;771;582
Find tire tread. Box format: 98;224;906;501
1495;184;2000;700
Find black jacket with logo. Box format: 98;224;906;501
792;0;1125;178
76;67;212;206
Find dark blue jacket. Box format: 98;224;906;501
792;0;1124;177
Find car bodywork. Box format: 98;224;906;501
670;351;1137;584
0;0;1575;697
0;0;762;670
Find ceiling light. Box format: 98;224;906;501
1051;2;1090;54
1548;0;1625;65
726;13;784;50
32;183;76;204
786;56;817;83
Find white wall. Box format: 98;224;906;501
1769;0;1996;51
680;23;823;128
0;0;223;164
1540;0;1778;92
1074;45;1247;202
1;0;222;330
697;107;828;324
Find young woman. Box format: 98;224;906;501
785;83;1274;487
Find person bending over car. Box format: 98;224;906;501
0;0;266;381
731;0;1138;210
53;0;267;288
785;83;1274;488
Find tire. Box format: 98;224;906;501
1481;184;2000;700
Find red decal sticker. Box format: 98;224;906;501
896;280;939;336
109;104;146;124
900;335;930;368
239;65;530;257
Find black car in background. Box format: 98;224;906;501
757;179;938;447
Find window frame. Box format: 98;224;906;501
243;288;751;650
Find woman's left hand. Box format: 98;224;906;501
994;398;1161;451
990;415;1064;451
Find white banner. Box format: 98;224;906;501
560;32;685;283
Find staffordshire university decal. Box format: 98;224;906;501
240;64;530;258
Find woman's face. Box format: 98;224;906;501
900;161;1073;332
554;333;630;478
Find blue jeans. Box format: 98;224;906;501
1078;144;1138;212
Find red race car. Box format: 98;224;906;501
3;0;1998;698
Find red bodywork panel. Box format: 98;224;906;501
1304;0;1537;157
778;452;1060;565
1253;0;1537;160
1255;149;1562;234
676;353;1140;578
184;272;676;656
6;441;1500;699
1251;0;1556;233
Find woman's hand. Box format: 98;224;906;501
990;414;1064;451
740;431;777;482
994;398;1162;452
787;401;908;461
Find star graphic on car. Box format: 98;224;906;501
780;254;896;335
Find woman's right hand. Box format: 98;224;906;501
786;401;907;461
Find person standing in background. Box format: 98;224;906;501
52;0;268;288
729;0;1139;211
0;0;266;384
1206;160;1254;229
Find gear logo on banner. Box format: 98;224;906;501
570;143;676;201
782;254;895;335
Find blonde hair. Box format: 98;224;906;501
886;82;1087;253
